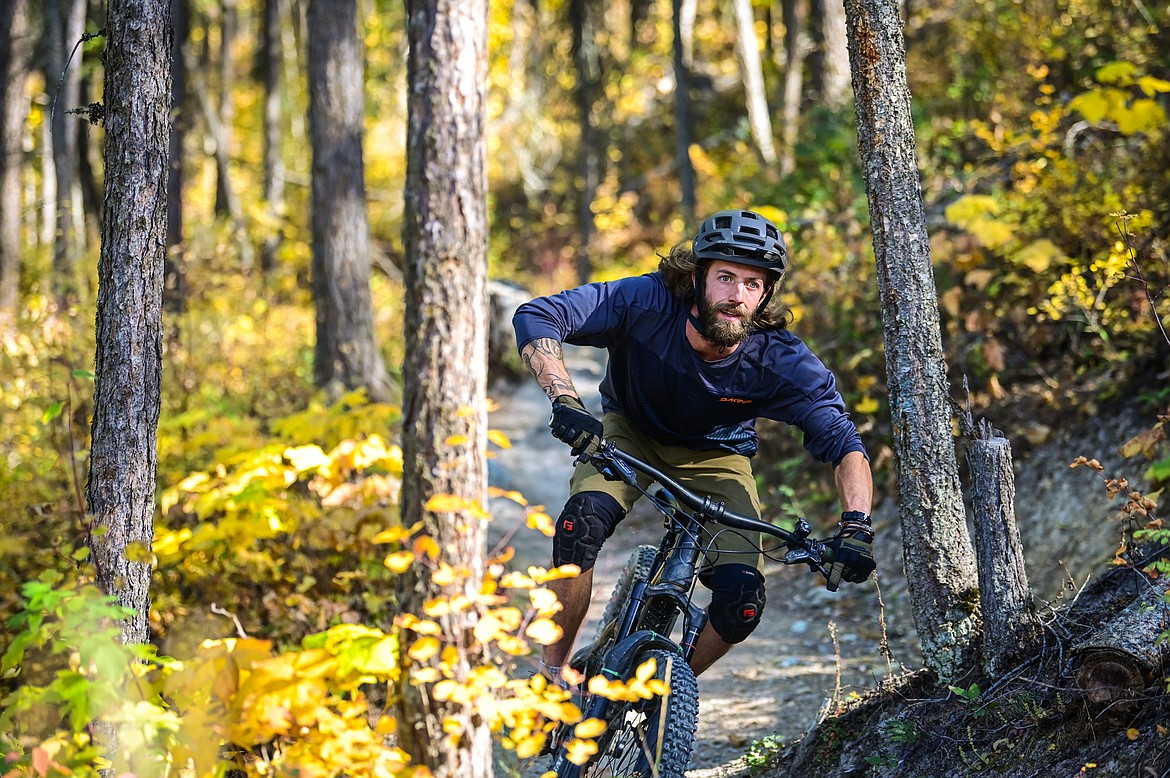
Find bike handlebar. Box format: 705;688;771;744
579;441;832;578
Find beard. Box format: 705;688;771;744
696;297;754;348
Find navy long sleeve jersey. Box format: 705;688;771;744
513;272;867;464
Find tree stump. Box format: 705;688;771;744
1072;575;1170;710
967;418;1042;676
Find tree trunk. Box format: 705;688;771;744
1073;576;1170;710
780;0;809;177
47;0;87;309
818;0;851;107
87;0;169;650
0;0;30;319
213;0;237;220
966;418;1041;676
259;0;286;274
185;36;254;272
166;0;188;312
398;1;491;775
571;0;600;285
672;0;697;231
731;0;777;164
843;0;980;680
306;0;390;401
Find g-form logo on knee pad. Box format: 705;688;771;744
741;606;757;620
561;519;575;533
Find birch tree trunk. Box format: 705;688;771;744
397;0;492;774
87;0;170;649
731;0;777;164
843;0;980;680
781;0;809;177
672;0;697;230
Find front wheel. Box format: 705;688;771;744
582;647;698;778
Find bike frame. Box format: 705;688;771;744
547;441;832;777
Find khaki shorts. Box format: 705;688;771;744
570;412;765;570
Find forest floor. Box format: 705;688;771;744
485;345;1170;777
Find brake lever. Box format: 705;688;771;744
577;443;637;484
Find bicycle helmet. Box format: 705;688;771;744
693;209;787;279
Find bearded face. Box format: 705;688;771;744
696;295;754;347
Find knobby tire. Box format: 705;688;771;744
581;647;699;778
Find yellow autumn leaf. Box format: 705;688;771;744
530;564;581;583
488;429;512;449
529;588;562;615
854;395;880;415
495;635;531;655
489;486;528;506
514;733;547;759
408;636;441;662
371;520;424;545
1013;239;1068;273
384;550;415;573
574;718;607;739
1127;728;1140;741
283;444;330;473
414;535;441;559
499;571;536;588
426;493;470;512
525;619;564;646
445;434;470;446
433;563;460;586
1114;98;1166;135
527;510;555;537
565;738;599;765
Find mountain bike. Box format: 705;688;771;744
542;440;838;778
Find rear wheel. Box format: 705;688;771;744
582;647;699;778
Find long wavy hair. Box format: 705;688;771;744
658;242;792;331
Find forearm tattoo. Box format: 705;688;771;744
521;338;578;401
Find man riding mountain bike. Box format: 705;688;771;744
512;208;876;685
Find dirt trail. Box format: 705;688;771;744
486;346;920;774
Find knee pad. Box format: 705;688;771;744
552;492;625;573
705;564;766;644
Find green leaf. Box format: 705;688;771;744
42;401;66;424
72;368;96;380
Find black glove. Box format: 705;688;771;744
823;511;875;590
548;395;604;457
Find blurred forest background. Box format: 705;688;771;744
1;0;1169;774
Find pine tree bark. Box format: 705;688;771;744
570;0;600;284
397;0;491;775
86;0;170;649
0;0;30;319
843;0;980;680
966;419;1040;676
306;0;390;401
